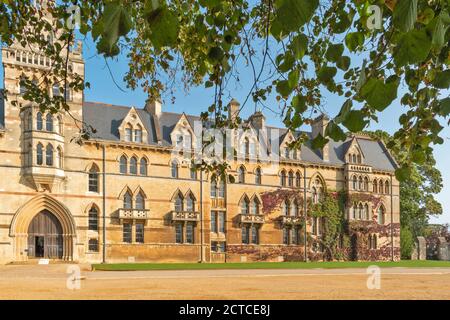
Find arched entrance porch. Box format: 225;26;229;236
10;194;77;261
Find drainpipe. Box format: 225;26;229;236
390;174;394;261
102;144;106;264
303;166;308;262
200;170;205;263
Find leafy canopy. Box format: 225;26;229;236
0;0;449;180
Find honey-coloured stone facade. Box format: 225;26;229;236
0;30;401;265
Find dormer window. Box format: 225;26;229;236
134;125;143;143
125;125;132;142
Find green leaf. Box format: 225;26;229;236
393;0;418;32
311;133;329;150
98;2;132;55
276;80;293;97
336;56;350;71
394;29;432;67
273;0;319;35
292;94;307;113
317;66;337;85
360;76;399;111
430;11;450;50
438;97;450;117
290;33;308;59
396;166;412;182
345;32;364;52
432;70;450;89
146;5;179;49
342;110;368;132
288;69;300;88
325;121;347;141
335;99;353;124
325;43;344;63
208;47;224;62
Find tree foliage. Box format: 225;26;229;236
0;0;449;179
368;130;443;239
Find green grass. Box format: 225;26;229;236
92;260;450;271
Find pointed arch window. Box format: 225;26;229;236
123;191;133;209
373;180;378;193
280;170;286;187
358;203;364;220
36;112;43;131
130;157;138;175
358;176;363;190
57;115;63;134
312;187;318;204
45;113;53;132
238;166;245;184
88;164;99;192
240;197;250;215
171;161;179;178
140;158;148;176
186;194;195;212
218;179;225;198
255;167;262;185
36;143;44;165
174;193;183;212
364;177;369;191
352;204;358;219
352;176;358;190
88;206;99;231
250;198;259;215
295;172;301;188
136;192;145;210
292;200;299;217
385;180;390;194
120;156;127;174
364;203;370;220
45;144;53;166
210;179;217;198
377;206;385;224
244;138;250;159
282;200;290;216
379;181;384;194
288;171;294;187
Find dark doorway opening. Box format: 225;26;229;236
35;236;44;257
27;210;63;259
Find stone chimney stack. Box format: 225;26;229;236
145;98;162;118
250;111;266;131
228;99;240;122
311;114;330;161
145;98;163;143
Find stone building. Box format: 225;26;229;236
0;27;400;265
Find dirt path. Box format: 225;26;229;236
0;264;449;299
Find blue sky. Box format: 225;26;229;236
1;35;449;225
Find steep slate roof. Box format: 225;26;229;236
82;101;397;172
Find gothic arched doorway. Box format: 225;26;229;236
27;211;63;259
10;194;77;262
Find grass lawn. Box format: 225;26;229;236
92;260;450;271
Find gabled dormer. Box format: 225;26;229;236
236;125;259;160
345;136;365;164
170;113;195;150
280;130;300;160
118;107;148;144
